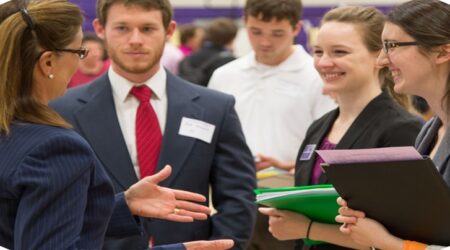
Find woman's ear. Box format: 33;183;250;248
36;51;55;79
435;44;450;65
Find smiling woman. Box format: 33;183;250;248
259;5;424;250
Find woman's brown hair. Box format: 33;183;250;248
0;0;83;134
387;0;450;115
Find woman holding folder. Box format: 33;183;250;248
335;0;450;249
259;5;424;250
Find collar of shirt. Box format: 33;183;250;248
241;45;309;73
108;66;167;103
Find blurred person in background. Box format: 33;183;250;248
179;17;238;86
68;32;110;88
161;41;183;74
178;23;204;56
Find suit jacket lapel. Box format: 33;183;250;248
336;92;388;149
432;119;450;173
416;117;440;155
158;72;203;186
296;110;338;186
318;93;388;183
73;75;138;190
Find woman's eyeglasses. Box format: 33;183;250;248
382;41;418;54
36;47;90;60
55;47;90;59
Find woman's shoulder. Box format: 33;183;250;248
385;105;424;130
1;124;95;183
12;122;82;139
370;95;424;128
7;123;92;155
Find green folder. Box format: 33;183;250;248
255;184;339;245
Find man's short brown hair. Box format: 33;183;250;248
244;0;302;29
96;0;173;29
205;18;238;47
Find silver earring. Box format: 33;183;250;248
48;74;54;79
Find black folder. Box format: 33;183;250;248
322;158;450;245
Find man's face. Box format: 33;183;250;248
245;15;301;66
94;3;175;81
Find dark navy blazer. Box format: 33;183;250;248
50;71;256;250
0;123;185;250
0;123;114;250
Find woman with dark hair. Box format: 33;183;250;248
337;0;450;249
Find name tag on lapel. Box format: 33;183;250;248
299;144;317;161
179;117;215;143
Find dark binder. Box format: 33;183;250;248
322;158;450;245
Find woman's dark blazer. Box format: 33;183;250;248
294;92;424;250
416;117;450;187
0;123;114;250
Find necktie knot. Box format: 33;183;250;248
131;85;152;103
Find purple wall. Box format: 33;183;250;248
69;1;391;49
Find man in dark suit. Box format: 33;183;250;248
51;0;256;249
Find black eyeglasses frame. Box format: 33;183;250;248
382;41;419;54
36;47;90;60
55;47;90;59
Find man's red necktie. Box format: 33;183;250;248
130;85;162;178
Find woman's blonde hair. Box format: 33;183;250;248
0;0;83;134
322;6;411;110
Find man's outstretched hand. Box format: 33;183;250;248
125;165;211;222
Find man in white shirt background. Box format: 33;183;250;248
208;0;335;249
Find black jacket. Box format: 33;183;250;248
295;92;423;250
178;43;235;86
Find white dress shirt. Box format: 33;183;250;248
209;45;336;163
109;66;168;178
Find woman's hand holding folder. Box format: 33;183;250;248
336;197;404;250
